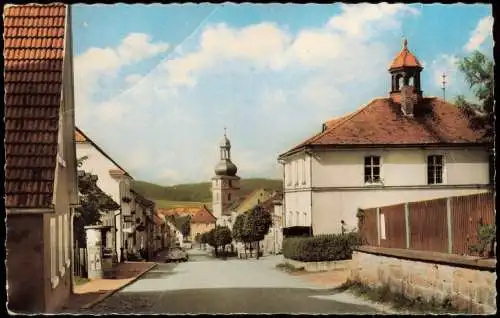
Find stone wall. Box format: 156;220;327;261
350;248;497;314
284;258;351;273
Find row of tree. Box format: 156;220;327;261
198;206;273;259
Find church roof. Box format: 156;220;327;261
389;39;422;70
279;97;487;158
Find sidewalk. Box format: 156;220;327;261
291;268;351;289
62;261;157;311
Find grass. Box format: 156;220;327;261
335;280;468;314
74;276;89;286
154;199;210;209
275;262;305;273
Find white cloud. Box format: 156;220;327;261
327;3;419;37
430;54;460;89
464;16;493;52
75;4;420;184
74;33;169;112
125;74;143;85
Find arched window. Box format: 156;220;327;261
228;193;231;201
409;76;414;87
296;211;299;226
397;74;404;90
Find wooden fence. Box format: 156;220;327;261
358;192;495;256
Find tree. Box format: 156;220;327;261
180;215;191;239
455;51;494;141
74;168;120;247
200;233;207;250
245;206;273;259
205;228;217;256
214;226;232;256
232;213;252;258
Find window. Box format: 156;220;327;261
302;158;306;185
295;211;299;226
380;213;386;240
58;215;64;276
286;164;291;186
216;192;219;202
427;155;443;184
364;156;381;184
64;214;70;266
228;180;232;187
293;161;299;185
303;212;307;226
228;193;231;201
50;217;58;288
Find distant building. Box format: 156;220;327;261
5;4;79;313
278;39;491;236
158;206;217;241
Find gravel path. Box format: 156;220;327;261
79;248;382;314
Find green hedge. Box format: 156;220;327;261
283;232;362;262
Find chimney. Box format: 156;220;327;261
400;85;418;117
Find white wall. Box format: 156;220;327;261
312;187;490;234
76;143;122;203
311;148;489;188
284;191;311;227
281;147;490;234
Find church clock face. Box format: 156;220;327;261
222;180;228;187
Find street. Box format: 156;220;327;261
77;248;380;314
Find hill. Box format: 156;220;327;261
132;178;283;205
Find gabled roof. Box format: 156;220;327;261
279;97;486;159
75;127;133;178
158;205;217;224
4;4;68;208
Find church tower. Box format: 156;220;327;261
211;129;240;225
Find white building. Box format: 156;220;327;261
75;127;134;262
278;39;491;235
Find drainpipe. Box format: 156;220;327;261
308;149;313;236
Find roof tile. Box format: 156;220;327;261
4;3;67;209
282;97;485;156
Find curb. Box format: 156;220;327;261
81;262;158;310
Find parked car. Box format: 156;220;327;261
165;247;188;262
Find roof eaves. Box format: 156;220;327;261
75;127;133;178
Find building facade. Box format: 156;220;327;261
75;128;134;263
278;39;491;235
5;4;79;313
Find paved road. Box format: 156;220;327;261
82;248;380;314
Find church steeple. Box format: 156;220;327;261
214;128;238;176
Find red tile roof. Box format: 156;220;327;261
389;39;422;70
4;4;68;208
158;205;217;224
280;97;486;158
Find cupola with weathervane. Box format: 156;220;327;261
211;128;241;224
389;38;423;117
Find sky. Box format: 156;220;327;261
72;3;493;186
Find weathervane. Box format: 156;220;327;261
441;73;447;101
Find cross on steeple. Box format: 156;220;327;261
224;127;227;137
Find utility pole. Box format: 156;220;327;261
441;73;447;101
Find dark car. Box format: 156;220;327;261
165;247;189;262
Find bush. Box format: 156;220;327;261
282;232;362;262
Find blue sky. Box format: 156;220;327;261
72;3;493;186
